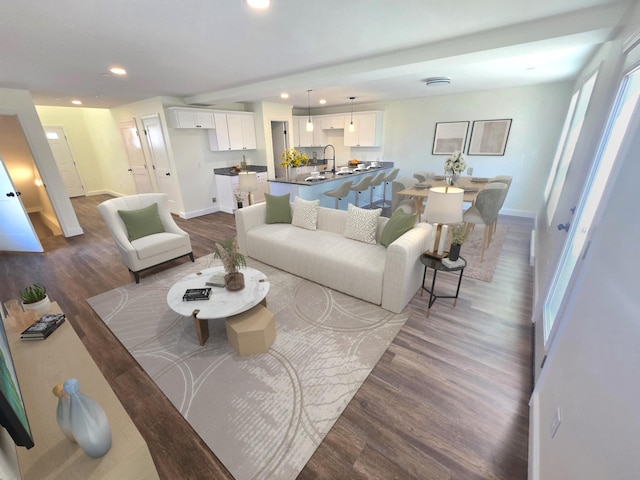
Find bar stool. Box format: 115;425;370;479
324;180;353;209
381;168;399;207
368;171;387;208
350;175;373;207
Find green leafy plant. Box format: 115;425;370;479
212;237;247;274
19;283;47;304
450;223;469;246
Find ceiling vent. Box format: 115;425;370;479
425;77;451;87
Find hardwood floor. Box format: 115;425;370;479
0;195;533;479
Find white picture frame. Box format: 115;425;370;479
467;119;512;156
432;121;469;155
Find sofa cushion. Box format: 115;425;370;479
344;203;381;245
380;208;417;247
265;193;292;224
117;202;165;241
291;197;319;231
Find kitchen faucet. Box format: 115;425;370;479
323;144;336;174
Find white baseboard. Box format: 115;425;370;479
179;205;220;219
501;208;535;218
530;230;536;266
528;390;540;480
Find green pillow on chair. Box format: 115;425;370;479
265;193;292;224
380;208;416;247
117;202;165;241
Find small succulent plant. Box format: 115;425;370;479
19;283;47;304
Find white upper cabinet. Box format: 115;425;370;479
321;114;346;130
343;112;383;147
293;116;313;148
209;112;257;151
167;107;215;129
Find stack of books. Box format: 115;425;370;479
182;288;212;302
21;313;66;341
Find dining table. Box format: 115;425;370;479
397;176;492;221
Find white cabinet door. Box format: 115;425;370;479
294;116;313;147
169;108;215;128
344;112;383;147
215;174;238;213
311;117;328;147
321;114;346;130
210;113;256;151
227;113;257;150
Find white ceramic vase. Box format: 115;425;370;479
22;294;51;315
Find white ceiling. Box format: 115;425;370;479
0;0;633;110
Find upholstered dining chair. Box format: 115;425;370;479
391;176;418;212
368;171;387;208
97;193;194;283
462;182;508;262
324;180;353;209
350;175;373;207
381;168;399;207
489;175;513;234
413;171;434;183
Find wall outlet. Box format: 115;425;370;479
212;197;216;203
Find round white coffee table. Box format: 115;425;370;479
167;266;269;345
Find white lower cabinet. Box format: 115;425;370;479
215;172;268;213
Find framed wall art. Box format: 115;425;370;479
432;121;469;155
467;119;512;155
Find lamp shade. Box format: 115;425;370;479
423;187;463;224
238;172;258;192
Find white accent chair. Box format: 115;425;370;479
97;193;194;283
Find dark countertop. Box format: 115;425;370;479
214;165;267;176
269;162;394;185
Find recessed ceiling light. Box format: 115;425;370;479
280;93;289;99
109;67;127;76
245;0;270;9
425;77;451;87
71;100;82;105
319;99;326;105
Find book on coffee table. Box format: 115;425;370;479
182;288;212;301
205;273;226;288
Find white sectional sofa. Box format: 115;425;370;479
235;202;433;313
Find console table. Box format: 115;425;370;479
6;303;159;480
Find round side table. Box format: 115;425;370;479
420;254;466;317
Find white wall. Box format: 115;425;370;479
0;88;81;237
382;83;572;217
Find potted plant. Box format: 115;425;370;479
448;223;469;261
19;283;51;314
280;148;309;180
213;237;247;291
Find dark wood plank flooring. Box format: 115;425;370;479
0;195;533;479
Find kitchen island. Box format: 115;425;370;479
269;162;394;209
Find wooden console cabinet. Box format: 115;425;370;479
6;303;159;480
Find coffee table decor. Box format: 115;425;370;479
212;237;246;291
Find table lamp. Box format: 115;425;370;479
423;186;464;257
238;172;259;206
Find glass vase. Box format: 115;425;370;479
63;378;112;458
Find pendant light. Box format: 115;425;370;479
348;96;356;133
306;90;314;132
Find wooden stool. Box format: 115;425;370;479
225;304;275;356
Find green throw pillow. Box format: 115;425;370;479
265;193;292;224
380;208;416;247
117;202;165;241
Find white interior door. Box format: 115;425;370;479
44;126;85;197
0;158;42;252
119;119;153;194
141;115;177;211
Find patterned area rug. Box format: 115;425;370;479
457;224;508;282
87;255;409;480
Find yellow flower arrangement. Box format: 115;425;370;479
280;148;309;168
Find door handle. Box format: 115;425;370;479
16;191;21;196
128;168;132;172
6;192;15;197
570;206;576;215
557;222;570;232
165;172;171;176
